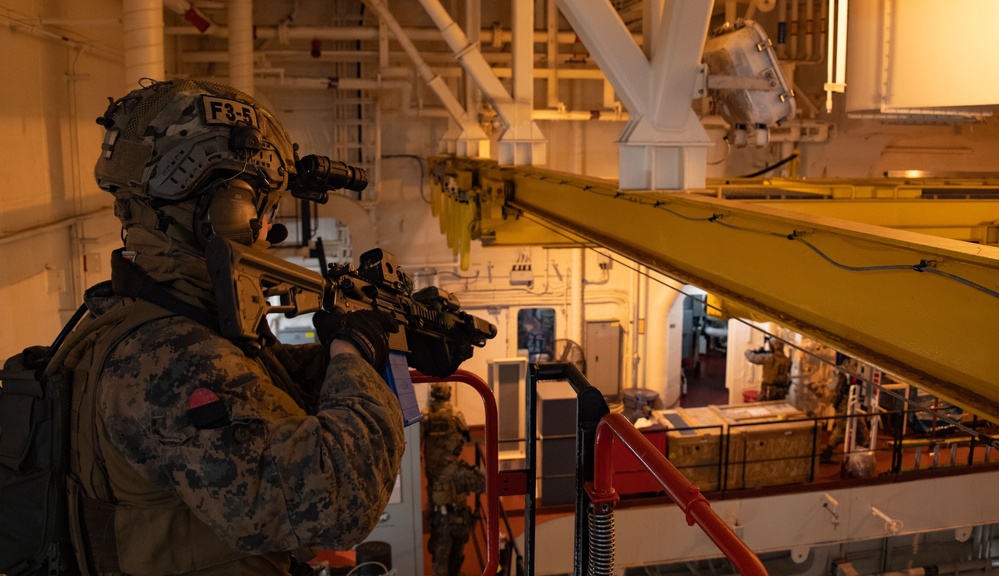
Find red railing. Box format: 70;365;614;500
589;413;768;576
412;370;499;576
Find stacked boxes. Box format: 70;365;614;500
654;401;818;491
537;381;578;506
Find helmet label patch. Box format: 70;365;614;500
201;96;258;127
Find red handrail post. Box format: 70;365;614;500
592;413;768;576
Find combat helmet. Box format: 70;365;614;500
430;382;452;402
94;79;295;247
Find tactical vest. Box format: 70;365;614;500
54;295;291;576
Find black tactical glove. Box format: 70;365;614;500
406;338;473;378
313;309;400;372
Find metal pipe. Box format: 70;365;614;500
511;0;533;112
805;0;815;60
570;248;584;345
545;0;559;108
464;0;482;122
789;0;799;59
630;264;641;389
228;0;254;94
590;413;767;576
417;0;515;128
412;370;499;576
777;0;788;58
0;207;114;246
639;267;650;391
122;0;164;87
165;23;591;45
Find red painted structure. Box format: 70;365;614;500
588;413;768;576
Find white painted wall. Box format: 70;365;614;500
0;1;124;360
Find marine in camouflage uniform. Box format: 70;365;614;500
73;79;405;576
744;339;793;401
821;357;870;463
422;383;485;576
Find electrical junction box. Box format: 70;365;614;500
585;320;623;401
509;267;533;287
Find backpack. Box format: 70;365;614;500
0;304;88;576
0;288;175;576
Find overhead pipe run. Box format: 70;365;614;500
363;0;489;157
165;23;595;45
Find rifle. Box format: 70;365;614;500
205;237;497;425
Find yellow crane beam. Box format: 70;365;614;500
430;157;999;422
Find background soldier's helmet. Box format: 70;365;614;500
94;79;295;246
430;382;452;402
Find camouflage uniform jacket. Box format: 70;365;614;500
79;286;405;575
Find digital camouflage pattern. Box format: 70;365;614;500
88;290;405;564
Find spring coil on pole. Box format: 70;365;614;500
587;502;616;576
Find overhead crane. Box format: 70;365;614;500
429;156;999;423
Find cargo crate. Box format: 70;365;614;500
655;407;737;491
710;402;819;489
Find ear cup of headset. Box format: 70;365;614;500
200;179;261;246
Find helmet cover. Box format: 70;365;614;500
95;79;296;202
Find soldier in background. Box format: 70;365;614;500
821;355;870;464
423;383;485;575
745;337;793;401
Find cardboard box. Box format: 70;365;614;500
656;407;734;491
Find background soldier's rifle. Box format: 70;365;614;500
206;237;497;425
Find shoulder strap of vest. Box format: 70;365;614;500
109;248;220;334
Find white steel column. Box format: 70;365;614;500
499;0;546;165
546;0;559;108
228;0;254;95
123;0;164;89
648;1;711;130
464;0;482;123
555;0;649;114
555;0;712;190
